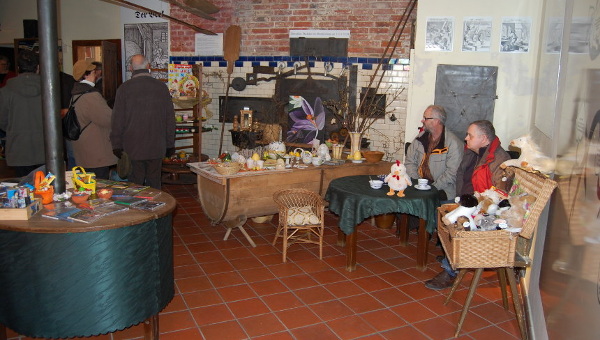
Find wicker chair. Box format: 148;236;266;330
272;189;325;263
438;167;557;339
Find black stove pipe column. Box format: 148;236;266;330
37;0;66;193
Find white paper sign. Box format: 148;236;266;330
289;30;350;39
195;33;224;56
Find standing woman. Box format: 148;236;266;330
70;60;117;179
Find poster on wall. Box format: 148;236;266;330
462;17;492;52
500;17;532;53
425;17;454;52
120;0;169;81
545;17;591;54
123;22;169;81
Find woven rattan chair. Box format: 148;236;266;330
272;188;325;262
438;167;557;339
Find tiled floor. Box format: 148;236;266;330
6;184;521;340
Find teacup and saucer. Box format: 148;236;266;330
415;178;431;190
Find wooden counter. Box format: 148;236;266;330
189;161;392;224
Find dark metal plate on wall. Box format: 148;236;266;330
290;38;348;57
434;64;498;138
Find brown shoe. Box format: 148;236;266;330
425;270;455;290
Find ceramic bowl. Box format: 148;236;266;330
369;180;384;189
71;193;90;204
97;188;113;200
363;151;385;163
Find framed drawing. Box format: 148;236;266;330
500;17;532;53
425;17;454;52
462;17;492;52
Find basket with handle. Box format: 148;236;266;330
438;167;557;270
71;166;97;194
212;162;241;176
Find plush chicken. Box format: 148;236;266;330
384;160;412;197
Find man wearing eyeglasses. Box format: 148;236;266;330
405;105;463;200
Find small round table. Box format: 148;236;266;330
0;193;176;339
325;175;440;271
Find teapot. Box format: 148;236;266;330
317;144;331;161
301;150;313;164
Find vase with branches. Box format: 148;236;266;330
323;0;416;157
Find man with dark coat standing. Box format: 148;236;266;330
0;50;45;177
111;54;175;189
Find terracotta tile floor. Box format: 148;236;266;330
6;184;521;340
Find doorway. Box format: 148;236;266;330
72;39;122;106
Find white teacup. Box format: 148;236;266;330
417;178;428;187
369;180;384;189
312;158;322;166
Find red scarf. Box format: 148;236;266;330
471;137;500;192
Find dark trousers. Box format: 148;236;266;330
85;166;112;180
14;164;44;178
129;159;162;189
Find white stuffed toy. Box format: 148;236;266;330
442;194;480;230
501;135;555;174
384;160;412;197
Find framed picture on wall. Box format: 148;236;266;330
500;17;532;53
462;17;492;52
425;17;454;52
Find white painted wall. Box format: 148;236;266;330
406;0;543;147
0;0;121;75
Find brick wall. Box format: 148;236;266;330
169;0;415;58
168;1;414;161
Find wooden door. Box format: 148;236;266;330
101;40;119;105
72;39;122;105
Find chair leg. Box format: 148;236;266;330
497;268;509;310
445;269;467;305
282;227;288;262
506;267;528;340
455;268;483;338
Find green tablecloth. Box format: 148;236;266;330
0;215;174;338
325;175;441;234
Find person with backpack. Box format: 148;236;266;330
69;59;117;179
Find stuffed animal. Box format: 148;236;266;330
384;160;412;197
442;194;479;230
475;188;507;216
501;135;555;174
499;193;536;229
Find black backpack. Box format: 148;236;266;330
63;90;92;141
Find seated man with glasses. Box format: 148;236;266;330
405;105;463;201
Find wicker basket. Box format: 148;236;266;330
438;204;519;269
438;167;557;270
212;162;242;175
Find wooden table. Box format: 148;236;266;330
188;161;392;224
0;193;176;340
325;175;440;271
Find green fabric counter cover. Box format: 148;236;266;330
0;215;173;338
326;175;441;234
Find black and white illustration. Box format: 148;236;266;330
500;17;531;53
123;22;169;80
425;17;454;52
546;17;591;54
462;17;492;52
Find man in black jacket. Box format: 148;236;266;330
111;54;175;189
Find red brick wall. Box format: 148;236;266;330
169;0;415;58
